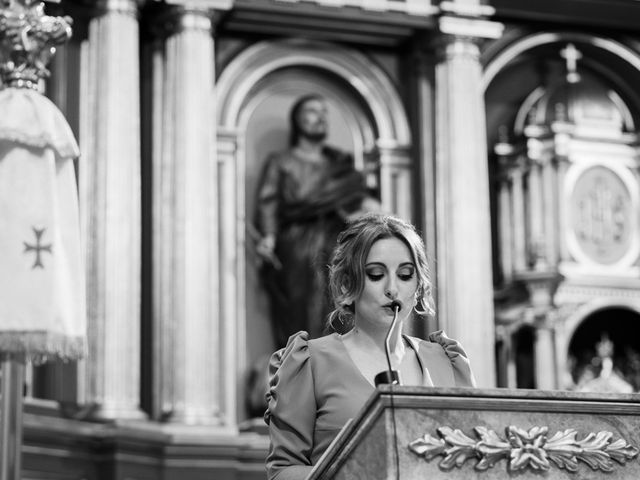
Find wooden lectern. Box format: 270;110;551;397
308;387;640;479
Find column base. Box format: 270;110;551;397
86;402;148;422
162;407;225;427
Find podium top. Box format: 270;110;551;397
309;386;640;480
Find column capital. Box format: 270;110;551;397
434;34;481;62
437;15;503;43
438;0;496;18
165;0;234;9
433;0;503;53
95;0;141;16
151;3;229;38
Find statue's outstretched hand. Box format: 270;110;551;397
256;234;282;270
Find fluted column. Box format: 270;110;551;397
535;321;557;390
511;163;527;272
79;0;145;419
497;169;513;283
378;145;413;220
527;158;544;267
153;6;223;425
433;9;502;387
410;48;438;337
557;157;571;262
542;156;558;266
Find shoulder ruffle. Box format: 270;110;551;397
427;330;477;387
264;331;311;424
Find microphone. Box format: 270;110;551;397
374;300;402;386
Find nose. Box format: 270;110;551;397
385;278;398;300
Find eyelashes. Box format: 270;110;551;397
365;271;415;282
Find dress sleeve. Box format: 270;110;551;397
264;331;316;480
427;330;477;387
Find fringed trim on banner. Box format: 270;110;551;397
0;128;80;159
0;331;87;364
0;87;80;160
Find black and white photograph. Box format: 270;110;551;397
1;0;640;479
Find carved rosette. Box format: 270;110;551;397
409;425;639;473
0;0;72;89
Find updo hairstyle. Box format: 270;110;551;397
326;213;435;333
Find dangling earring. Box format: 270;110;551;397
413;300;422;315
413;289;421;314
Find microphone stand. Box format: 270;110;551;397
373;302;402;480
374;303;401;386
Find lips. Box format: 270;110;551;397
383;301;403;311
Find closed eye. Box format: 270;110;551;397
398;267;415;281
366;272;384;281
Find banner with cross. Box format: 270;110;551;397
0;1;85;361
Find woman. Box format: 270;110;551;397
264;213;476;480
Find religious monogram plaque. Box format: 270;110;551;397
569;165;634;266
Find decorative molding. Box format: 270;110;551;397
482;32;640;92
96;0;139;16
273;0;437;16
439;0;495;18
162;6;215;35
409;425;639;473
216;38;411;146
438;15;503;41
563;160;640;272
165;0;233;9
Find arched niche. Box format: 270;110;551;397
562;300;640;356
563;303;640;392
482;31;640;149
217;39;411;146
215;39;413;418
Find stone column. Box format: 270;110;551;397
527;158;544;267
497;170;513;282
153;6;225;426
535;321;557;390
378;145;413;220
511;164;527;272
79;0;145;419
542;157;558;266
411;48;438;337
433;8;502;387
217;129;240;425
557;157;571;262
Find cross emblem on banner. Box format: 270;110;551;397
23;226;53;269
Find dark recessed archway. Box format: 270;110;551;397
568;307;640;390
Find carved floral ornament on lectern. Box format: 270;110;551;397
409;425;639;473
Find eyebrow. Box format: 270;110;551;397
365;262;415;268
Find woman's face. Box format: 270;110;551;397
354;237;418;328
